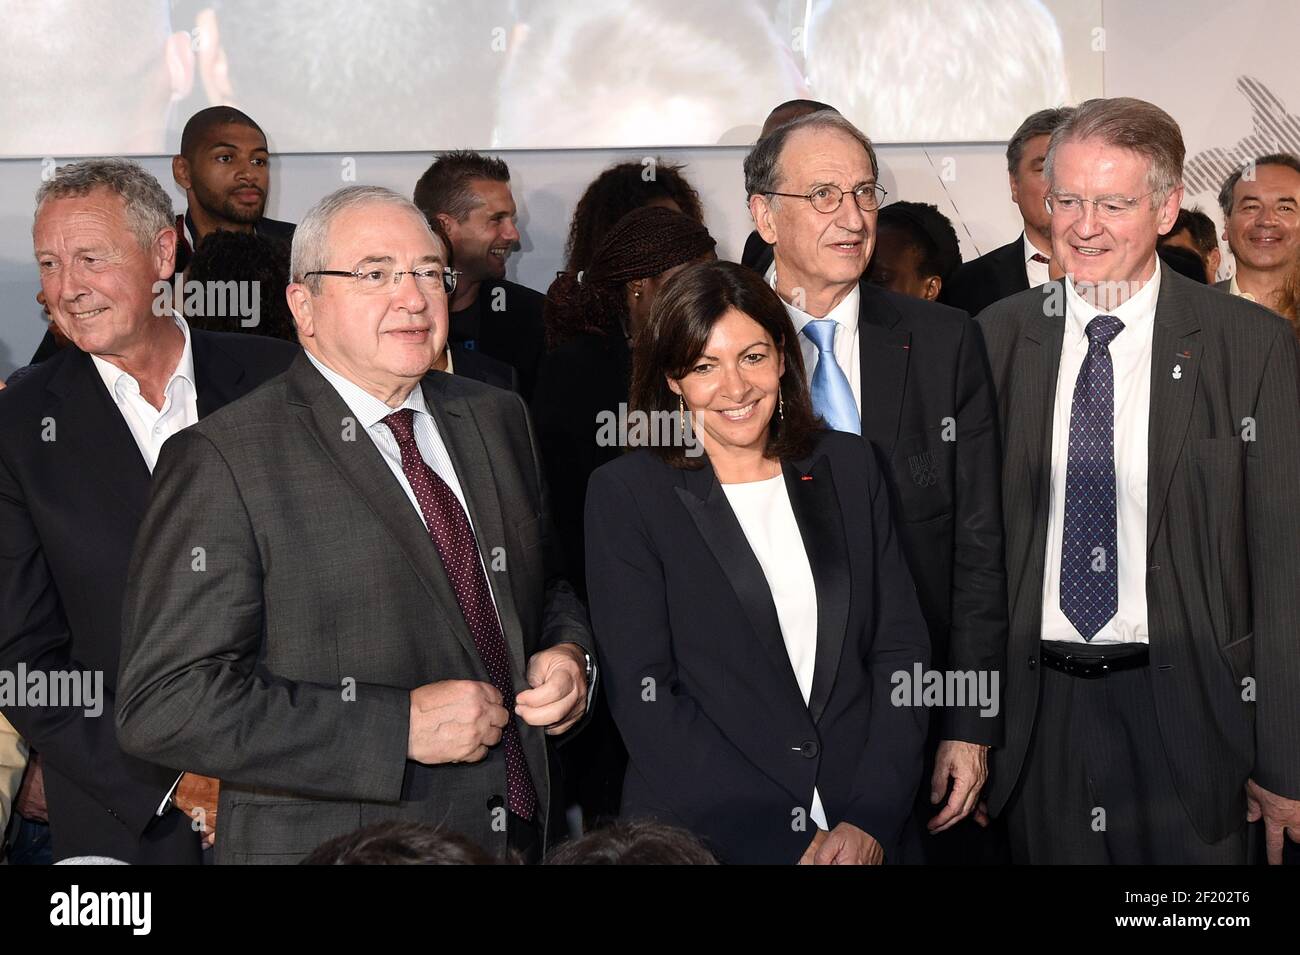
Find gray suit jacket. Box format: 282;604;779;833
117;353;592;863
978;270;1300;842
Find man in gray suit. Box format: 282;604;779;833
117;186;594;864
979;98;1300;864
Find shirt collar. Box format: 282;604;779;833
1063;258;1162;343
304;349;430;430
1022;231;1050;263
768;264;861;335
90;312;195;402
1228;273;1257;302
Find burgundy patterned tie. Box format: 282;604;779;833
381;408;537;820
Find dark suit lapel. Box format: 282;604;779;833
46;349;151;520
190;330;247;419
422;375;530;690
784;453;849;725
1146;276;1202;552
856;282;911;457
285;355;480;663
1018;283;1067;522
1000;237;1031;294
673;464;806;702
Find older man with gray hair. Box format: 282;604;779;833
979;97;1300;864
117;185;593;864
0;158;295;863
745;111;1007;864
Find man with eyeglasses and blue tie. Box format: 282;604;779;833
117;185;594;864
978;97;1300;864
744;112;1008;864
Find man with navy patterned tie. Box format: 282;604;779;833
745;113;1008;863
118;186;593;863
979;98;1300;864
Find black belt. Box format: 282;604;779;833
1040;640;1148;679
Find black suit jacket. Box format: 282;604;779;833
942;237;1031;317
851;280;1008;745
116;355;592;863
978;272;1300;840
449;279;546;401
585;433;930;863
450;343;518;392
0;330;297;862
174;211;296;274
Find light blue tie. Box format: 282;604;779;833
802;319;860;435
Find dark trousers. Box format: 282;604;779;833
1004;647;1247;864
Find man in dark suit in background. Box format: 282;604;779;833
171;106;295;274
745;112;1008;863
0;159;295;863
979;97;1300;864
117;186;593;864
414;150;546;399
945;107;1075;317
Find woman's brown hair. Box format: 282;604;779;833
630;260;820;469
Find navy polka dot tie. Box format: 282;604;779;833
382;408;537;820
1060;314;1124;641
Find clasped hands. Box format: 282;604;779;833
407;643;588;764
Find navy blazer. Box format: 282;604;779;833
584;431;930;863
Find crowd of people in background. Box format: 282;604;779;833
2;93;1298;867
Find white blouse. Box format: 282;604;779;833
722;474;827;830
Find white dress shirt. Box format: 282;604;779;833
1227;273;1257;302
722;474;828;830
1040;262;1160;644
767;262;862;412
304;352;502;620
1022;232;1051;288
90;313;198;473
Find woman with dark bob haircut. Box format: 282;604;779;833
584;260;931;864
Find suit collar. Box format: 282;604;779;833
674;443;850;725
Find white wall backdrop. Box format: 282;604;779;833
1;0;1297;376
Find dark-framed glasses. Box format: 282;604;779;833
304;265;460;295
765;182;888;214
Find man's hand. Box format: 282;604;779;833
797;828;829;865
927;740;988;834
175;772;220;849
516;643;587;736
1246;778;1300;864
408;680;507;764
811;822;884;865
14;753;47;823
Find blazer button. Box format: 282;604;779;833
1028;656;1037;669
486;795;504;811
799;740;819;758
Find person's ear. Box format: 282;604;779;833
1156;185;1185;236
287;283;315;339
666;376;683;397
163;30;195;104
152;227;178;281
1208;247;1223;281
436;213;461;244
1008;171;1021;206
750;193;778;245
172;154;192;192
194;8;235;105
923;276;942;301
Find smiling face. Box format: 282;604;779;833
753;126;876;314
445;179;520;283
176;122;270;227
33;188;175;358
1224;163;1300;273
1048;137;1181;302
289;203;448;404
668;307;785;461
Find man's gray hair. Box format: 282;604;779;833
744;111;879;199
1007;106;1076;175
292;185;435;293
34;158;174;249
1044;97;1185;204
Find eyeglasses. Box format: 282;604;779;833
765;182;888;214
304;265;460;295
1045;191;1157;220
